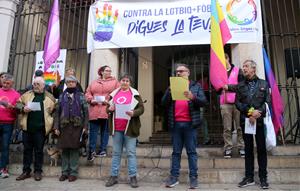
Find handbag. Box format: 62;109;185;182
264;103;276;151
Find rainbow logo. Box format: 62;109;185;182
44;71;61;86
94;3;119;42
226;0;257;26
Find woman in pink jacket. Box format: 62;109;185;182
85;66;119;161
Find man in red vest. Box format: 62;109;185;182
221;53;245;158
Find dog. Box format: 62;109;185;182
46;145;61;166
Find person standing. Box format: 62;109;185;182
15;77;55;181
235;60;271;189
221;53;245;158
105;74;144;188
0;74;20;178
54;75;89;182
85;65;119;161
162;64;207;189
53;68;83;99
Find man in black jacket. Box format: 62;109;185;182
235;60;271;189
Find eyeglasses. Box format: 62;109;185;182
175;70;188;73
104;70;112;72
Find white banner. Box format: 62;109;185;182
35;49;67;85
87;0;262;52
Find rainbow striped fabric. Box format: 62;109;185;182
209;0;232;91
43;0;60;72
263;48;284;134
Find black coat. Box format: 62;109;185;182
235;75;271;127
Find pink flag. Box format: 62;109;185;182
43;0;60;72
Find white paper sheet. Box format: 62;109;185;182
245;118;256;135
27;102;41;111
94;95;105;103
115;104;131;120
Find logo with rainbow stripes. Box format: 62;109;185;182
226;0;257;26
93;3;119;42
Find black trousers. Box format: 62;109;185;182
22;130;45;174
242;122;268;180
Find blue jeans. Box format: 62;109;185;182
110;131;137;177
171;122;198;178
0;124;13;169
89;119;109;152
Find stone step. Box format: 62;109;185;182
8;164;300;184
9;144;300;157
10;153;300;169
9;145;300;170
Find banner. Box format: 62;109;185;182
35;49;67;86
87;0;262;52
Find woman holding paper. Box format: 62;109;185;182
85;65;119;161
105;74;144;188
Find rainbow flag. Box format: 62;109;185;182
43;0;60;72
263;48;284;134
210;0;232;91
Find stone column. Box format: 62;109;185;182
231;43;265;79
138;47;153;142
0;0;19;73
89;49;119;82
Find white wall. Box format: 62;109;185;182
0;0;19;73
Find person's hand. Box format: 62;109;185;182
249;116;256;125
126;111;134;117
108;105;115;112
252;110;262;119
90;100;98;105
6;103;14;109
102;100;109;105
184;91;194;100
54;129;60;136
23;106;31;113
223;85;228;90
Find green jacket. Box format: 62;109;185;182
107;87;144;138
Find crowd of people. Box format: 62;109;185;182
0;58;271;189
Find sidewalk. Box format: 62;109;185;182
0;176;299;191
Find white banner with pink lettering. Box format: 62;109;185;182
87;0;262;52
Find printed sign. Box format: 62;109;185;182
34;49;67;85
87;0;262;52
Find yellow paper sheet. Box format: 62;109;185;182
170;77;189;100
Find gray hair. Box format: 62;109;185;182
243;60;257;69
3;74;14;82
119;73;133;83
175;63;190;71
65;75;78;83
33;76;45;85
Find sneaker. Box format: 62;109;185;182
239;149;245;158
129;176;139;188
260;178;269;189
238;177;255;188
0;168;9;178
224;150;232;159
87;151;96;161
189;176;198;189
105;176;118;187
95;150;107;157
165;176;179;188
